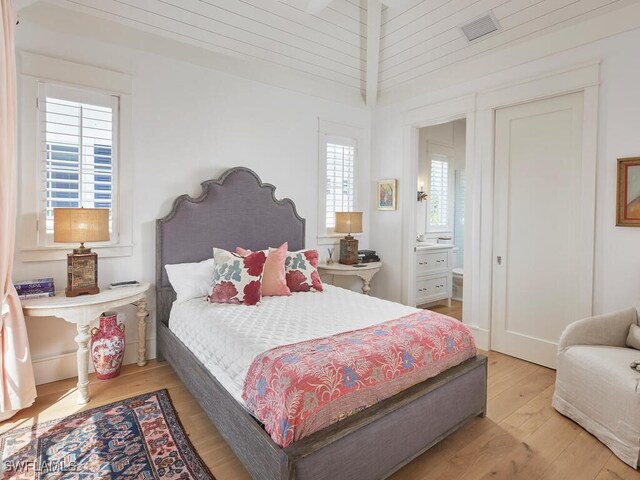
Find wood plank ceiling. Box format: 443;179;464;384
38;0;634;104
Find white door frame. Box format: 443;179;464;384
400;95;480;339
401;62;600;352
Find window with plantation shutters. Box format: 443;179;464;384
38;83;119;243
325;137;356;230
428;153;451;231
317;120;363;240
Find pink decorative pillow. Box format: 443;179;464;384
210;248;267;306
236;243;291;297
285;249;323;293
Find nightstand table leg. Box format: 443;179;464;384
75;324;91;404
136;298;148;366
362;278;371;295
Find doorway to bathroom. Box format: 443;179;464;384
416;119;466;320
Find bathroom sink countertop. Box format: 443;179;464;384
416;242;455;251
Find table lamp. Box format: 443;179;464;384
54;208;109;297
334;211;363;265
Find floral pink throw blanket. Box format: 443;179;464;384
242;310;476;447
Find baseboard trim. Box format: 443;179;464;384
468;325;489;351
32;337;157;385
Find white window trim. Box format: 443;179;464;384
18;52;133;262
37;82;120;246
317;119;365;245
426;143;455;234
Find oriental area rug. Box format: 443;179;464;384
0;389;214;479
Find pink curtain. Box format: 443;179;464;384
0;0;36;417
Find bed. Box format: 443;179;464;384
156;167;487;480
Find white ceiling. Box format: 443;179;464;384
21;0;637;105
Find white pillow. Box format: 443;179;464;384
165;259;215;303
627;323;640;351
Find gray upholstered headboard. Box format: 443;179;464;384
156;167;305;324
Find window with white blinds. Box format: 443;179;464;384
38;83;119;241
324;137;356;230
429;154;450;229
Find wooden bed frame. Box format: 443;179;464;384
156;167;487;480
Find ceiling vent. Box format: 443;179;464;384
460;12;500;42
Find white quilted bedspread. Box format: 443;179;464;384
168;285;418;404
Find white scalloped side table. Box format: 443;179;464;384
317;261;382;295
22;283;150;404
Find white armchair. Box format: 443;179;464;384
553;306;640;468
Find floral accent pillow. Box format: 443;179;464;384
236;242;291;297
285;249;323;293
210;248;267;305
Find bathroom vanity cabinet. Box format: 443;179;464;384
415;244;454;307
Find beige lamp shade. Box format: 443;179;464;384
334;211;363;235
53;208;110;244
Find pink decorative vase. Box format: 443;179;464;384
91;311;125;380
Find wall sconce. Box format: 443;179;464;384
417;184;427;202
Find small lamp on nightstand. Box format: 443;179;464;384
54;208;110;297
335;211;363;265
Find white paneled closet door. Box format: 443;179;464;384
491;92;593;369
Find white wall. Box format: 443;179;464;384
453;120;467;172
14;22;371;384
371;26;640;335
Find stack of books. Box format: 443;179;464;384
15;278;55;299
358;250;380;263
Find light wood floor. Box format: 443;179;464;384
426;300;463;321
2;353;638;480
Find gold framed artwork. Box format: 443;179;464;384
616;157;640;227
377;179;397;210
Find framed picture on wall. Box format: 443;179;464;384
617;157;640;227
377;179;397;211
